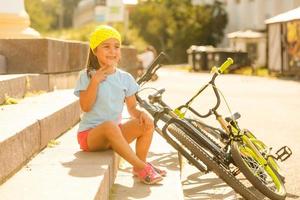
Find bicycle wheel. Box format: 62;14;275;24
231;141;286;200
244;130;281;174
167;124;259;200
188;119;227;143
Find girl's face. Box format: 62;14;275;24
94;38;121;68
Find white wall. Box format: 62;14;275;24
229;37;266;67
221;0;300;47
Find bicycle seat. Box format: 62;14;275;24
225;112;241;122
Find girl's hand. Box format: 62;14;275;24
139;111;153;131
91;68;108;84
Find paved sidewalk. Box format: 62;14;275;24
110;130;184;200
181;158;237;200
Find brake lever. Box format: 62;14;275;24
137;52;166;85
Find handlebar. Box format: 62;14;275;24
210;58;234;74
178;58;234;118
219;58;234;73
137;52;167;85
136;52;171;121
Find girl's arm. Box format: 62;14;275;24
126;95;153;128
79;79;98;112
125;95;142;118
79;69;107;112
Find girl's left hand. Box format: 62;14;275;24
139;111;153;131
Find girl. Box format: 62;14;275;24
74;25;166;185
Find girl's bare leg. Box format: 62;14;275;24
119;118;154;162
87;121;146;170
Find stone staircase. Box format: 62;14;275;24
0;73;121;200
0;73;185;200
0;37;236;199
0;37;185;200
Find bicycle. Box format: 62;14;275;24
136;52;292;200
174;58;292;199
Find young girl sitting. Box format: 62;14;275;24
74;25;166;184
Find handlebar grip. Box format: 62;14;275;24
218;58;233;73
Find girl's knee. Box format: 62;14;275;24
142;122;154;134
148;122;155;133
101;121;122;137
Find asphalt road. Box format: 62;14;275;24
142;67;300;200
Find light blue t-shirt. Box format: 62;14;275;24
74;68;139;132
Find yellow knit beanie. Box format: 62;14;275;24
89;25;121;51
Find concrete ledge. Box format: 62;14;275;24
120;47;139;78
0;90;80;184
0;74;26;104
0;122;40;186
48;71;80;90
0;72;80;104
0;38;139;77
26;74;49;93
0;38;89;73
0;125;120;200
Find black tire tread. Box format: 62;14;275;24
167;125;259;200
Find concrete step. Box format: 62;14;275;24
0;89;80;184
110;131;184;200
0;72;80;105
0;124;119;200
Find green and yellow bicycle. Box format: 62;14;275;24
137;53;292;200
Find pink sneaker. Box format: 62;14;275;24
136;164;163;184
147;162;167;177
133;162;167;177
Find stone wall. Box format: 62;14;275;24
0;38;139;78
0;38;89;74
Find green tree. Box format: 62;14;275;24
61;0;82;28
25;0;61;31
25;0;81;31
130;0;228;63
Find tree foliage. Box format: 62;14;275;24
130;0;228;63
25;0;81;31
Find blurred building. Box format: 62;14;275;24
194;0;300;68
73;0;125;27
227;30;266;67
265;7;300;75
193;0;300;44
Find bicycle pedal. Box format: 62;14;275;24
275;146;292;162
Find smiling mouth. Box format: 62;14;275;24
107;56;117;59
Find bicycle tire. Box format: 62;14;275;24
188;119;225;148
231;141;286;200
167;125;259;200
158;128;209;173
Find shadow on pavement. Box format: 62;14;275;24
61;150;113;177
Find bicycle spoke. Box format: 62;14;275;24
241;154;277;192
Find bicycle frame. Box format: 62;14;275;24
136;53;232;167
136;53;289;199
174;58;287;192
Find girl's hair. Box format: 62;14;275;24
86;48;100;78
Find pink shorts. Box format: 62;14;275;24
77;124;122;152
77;129;91;152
